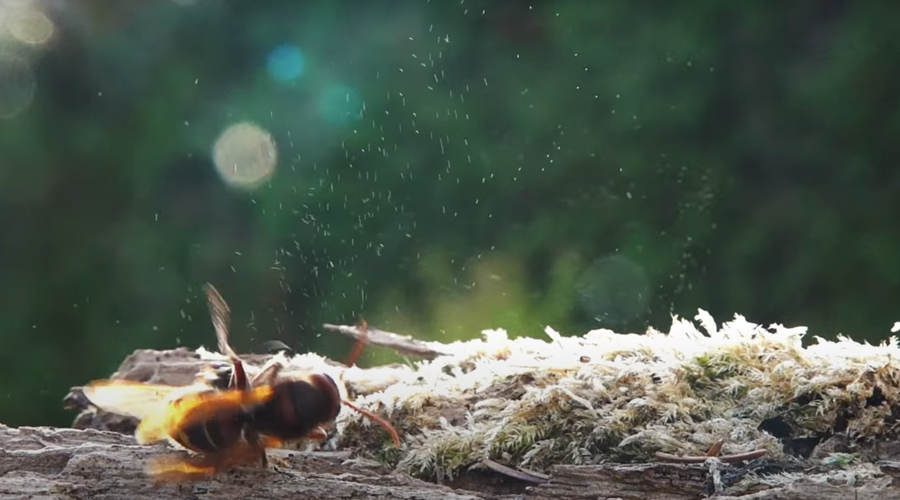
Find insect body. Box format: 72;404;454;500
82;283;400;482
199;284;399;448
83;378;278;480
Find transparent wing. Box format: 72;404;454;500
81;380;188;421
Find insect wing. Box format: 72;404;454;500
81;380;186;421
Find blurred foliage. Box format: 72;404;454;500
0;0;898;427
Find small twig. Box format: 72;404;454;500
516;465;550;481
322;323;454;360
481;459;549;484
706;440;724;457
655;449;768;464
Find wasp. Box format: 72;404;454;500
82;284;400;482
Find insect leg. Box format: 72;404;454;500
243;427;269;468
306;427;329;441
249;359;283;387
344;320;370;368
231;359;250;391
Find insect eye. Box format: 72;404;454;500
320;373;337;388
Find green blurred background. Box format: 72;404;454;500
1;1;898;427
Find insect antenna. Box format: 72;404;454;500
339;320;401;447
342;399;401;447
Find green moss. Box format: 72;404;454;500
332;311;900;482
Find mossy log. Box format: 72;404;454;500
4;311;900;499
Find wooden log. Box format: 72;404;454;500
1;424;897;499
0;424;482;500
35;314;900;499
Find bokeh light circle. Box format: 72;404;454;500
7;9;55;46
0;0;34;8
317;83;363;125
0;53;36;119
266;44;305;83
575;254;651;327
212;122;278;190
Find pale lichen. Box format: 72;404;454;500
332;310;900;481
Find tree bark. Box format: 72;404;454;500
1;424;897;500
0;424;482;500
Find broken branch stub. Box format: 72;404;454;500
322;322;455;360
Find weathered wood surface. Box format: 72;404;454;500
1;423;898;500
0;424;481;500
